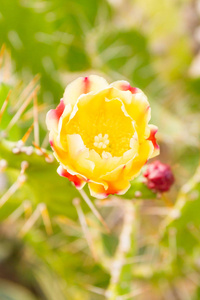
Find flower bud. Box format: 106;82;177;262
143;160;174;192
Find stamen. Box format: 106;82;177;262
94;133;110;149
102;151;112;159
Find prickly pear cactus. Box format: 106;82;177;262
1;45;200;300
0;45;156;299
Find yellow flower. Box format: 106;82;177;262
46;75;159;199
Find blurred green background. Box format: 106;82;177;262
0;0;200;299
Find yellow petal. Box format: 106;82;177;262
146;124;160;158
110;81;150;139
46;99;65;132
57;166;86;189
63;75;109;106
88;149;121;179
57;103;72;134
110;80;141;95
88;179;130;199
128;140;154;180
65;91;135;157
52;134;90;184
47;76;159;198
67;134;95;176
99;135;139;181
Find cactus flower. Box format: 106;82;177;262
143;160;174;192
46;75;159;199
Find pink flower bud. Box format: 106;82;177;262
143;160;174;192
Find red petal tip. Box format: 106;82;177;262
83;76;90;94
57;166;84;188
121;84;139;94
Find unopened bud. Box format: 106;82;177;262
143;160;174;192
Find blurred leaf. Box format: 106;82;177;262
123;174;156;200
0;139;79;220
98;29;156;89
0;279;38;300
160;164;200;255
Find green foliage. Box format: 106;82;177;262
0;139;79;219
0;280;38;300
1;0;200;299
161;164;200;255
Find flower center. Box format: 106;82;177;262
94;133;109;149
63;97;135;157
